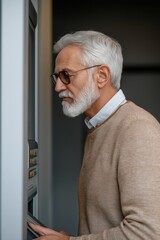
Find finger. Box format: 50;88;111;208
28;223;64;237
28;223;54;236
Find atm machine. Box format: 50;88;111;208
27;1;44;238
27;139;40;238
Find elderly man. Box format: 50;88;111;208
29;30;160;240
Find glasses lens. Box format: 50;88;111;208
59;70;70;84
51;73;58;84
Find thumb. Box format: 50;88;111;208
59;231;70;236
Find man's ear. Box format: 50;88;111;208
97;66;110;88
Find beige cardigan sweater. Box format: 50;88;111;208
70;101;160;240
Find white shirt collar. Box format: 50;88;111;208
84;89;126;129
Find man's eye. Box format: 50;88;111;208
63;71;69;78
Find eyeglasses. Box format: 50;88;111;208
51;64;101;85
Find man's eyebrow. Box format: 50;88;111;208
60;67;75;73
54;68;68;74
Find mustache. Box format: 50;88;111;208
59;91;73;98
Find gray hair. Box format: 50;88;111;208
53;30;123;89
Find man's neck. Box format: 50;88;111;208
85;87;117;118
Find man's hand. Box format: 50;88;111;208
28;222;70;240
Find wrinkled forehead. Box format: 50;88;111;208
55;45;84;71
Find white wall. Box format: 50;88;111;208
0;0;28;239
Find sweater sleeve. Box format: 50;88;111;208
70;119;160;240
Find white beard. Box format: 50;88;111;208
58;75;100;117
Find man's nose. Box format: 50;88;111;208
54;78;67;92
